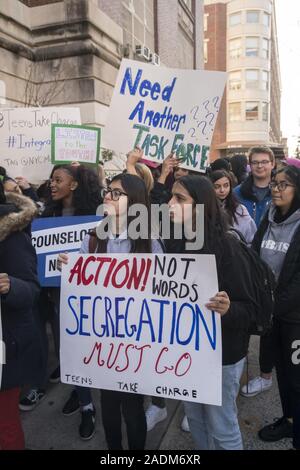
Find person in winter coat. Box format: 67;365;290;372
166;175;257;450
58;173;164;450
0;181;41;449
210;170;257;244
234;146;275;227
252;166;300;450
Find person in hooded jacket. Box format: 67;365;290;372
0;178;41;449
234;146;275;227
252;166;300;449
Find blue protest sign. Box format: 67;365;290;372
31;215;101;287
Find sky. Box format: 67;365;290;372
275;0;300;154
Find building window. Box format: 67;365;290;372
246;102;259;120
245;37;259;57
229;71;241;90
204;13;209;32
263;12;270;27
182;0;193;11
246;69;259;89
262;38;269;59
178;2;194;41
262;70;269;90
262;102;269;121
204;40;208;63
246;10;260;23
229;102;241;122
229;12;241;26
229;38;242;58
122;0;155;51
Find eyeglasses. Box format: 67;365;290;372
251;160;271;167
101;187;128;201
269;181;296;192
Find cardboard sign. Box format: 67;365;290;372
31;216;101;287
0;107;81;183
60;253;222;405
51;124;101;166
103;59;227;172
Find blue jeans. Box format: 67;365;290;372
184;357;245;450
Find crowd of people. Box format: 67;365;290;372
0;145;300;451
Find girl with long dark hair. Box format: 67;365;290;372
43;164;102;217
59;173;163;449
210;170;256;244
166;175;257;450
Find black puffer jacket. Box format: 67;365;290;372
252;212;300;324
0;192;41;390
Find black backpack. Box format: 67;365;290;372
228;229;276;336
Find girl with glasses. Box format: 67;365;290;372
253;166;300;449
59;173;164;449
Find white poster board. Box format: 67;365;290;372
0;107;81;183
60;253;222;405
103;59;227;172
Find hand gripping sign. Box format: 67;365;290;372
103;59;226;173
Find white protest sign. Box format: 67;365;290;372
51;125;101;165
103;59;227;172
0;107;81;183
60;253;222;405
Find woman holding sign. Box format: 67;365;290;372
59;173;164;450
167;175;257;450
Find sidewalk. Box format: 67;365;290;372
21;337;291;450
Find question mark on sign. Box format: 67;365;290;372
190;105;199;120
197;120;207;136
188;127;196;138
203;100;210;114
206;112;215;126
212;96;219;111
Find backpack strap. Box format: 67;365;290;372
227;227;248;245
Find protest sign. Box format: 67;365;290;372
31;216;101;287
60;253;222;405
0;107;81;183
103;59;227;172
51;124;101;166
